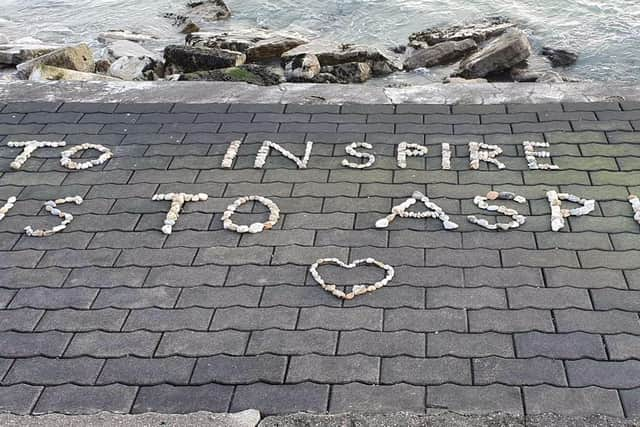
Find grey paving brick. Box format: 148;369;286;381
590;289;640;311
3;357;102;385
177;285;261;308
474;357;566;386
468;309;554;332
232;383;328;415
288;355;379;383
98;356;195;385
133;384;233;414
544;267;627;289
0;250;43;268
507;287;591;309
428;332;513;357
156;330;249;356
65;331;160;357
37;308;127;332
284;213;354;229
9;287;98;309
338;330;425;356
34;384;137;415
621;389;640;417
427;384;523;415
466;267;543;287
554;309;640;333
0;384;42;414
93;286;180;309
298;306;383;331
65;266;148;288
331;383;424;413
605;334;640;360
0;309;44;332
385;308;466;332
247;329;338;355
524;385;623;417
226;265;306;286
195;246;273;266
116;103;174;113
124;307;212;331
117;248;197;267
211;307;298;330
566;359;640;388
515;332;606;359
272;246;348;265
382;356;470;385
426;248;500;267
0;332;71;357
192;355;287;384
427;287;506;309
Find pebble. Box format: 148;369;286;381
222;195;280;234
309;257;394;300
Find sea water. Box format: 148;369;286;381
1;0;639;82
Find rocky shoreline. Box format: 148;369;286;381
0;0;579;86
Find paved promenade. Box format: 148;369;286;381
0;100;639;417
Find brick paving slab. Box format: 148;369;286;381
0;101;639;418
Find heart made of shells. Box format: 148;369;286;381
309;257;394;300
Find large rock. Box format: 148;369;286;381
29;64;120;81
186;0;231;21
541;47;578;67
178;64;281;85
284;53;321;81
456;29;531;78
0;40;62;65
16;43;94;78
321;62;371;83
108;56;154;80
404;39;477;70
281;41;400;75
164;45;245;73
246;35;308;62
409;16;514;45
107;40;161;61
187;29;307;60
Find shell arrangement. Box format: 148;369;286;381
309;257;395;300
342;142;375;169
547;190;596;232
8;140;67;170
254;140;313;169
153;193;209;235
523;141;559;170
375;191;459;230
469;141;505;170
468;191;527;230
60;143;113;170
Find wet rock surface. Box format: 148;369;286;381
0;39;61;66
28;64;120;81
321;61;371;83
456;28;531;78
178;63;281;85
284;53;321;81
246;35;308;62
16;43;95;78
164;44;245;73
404;38;477;70
409;16;514;45
186;0;231;21
542;47;579;67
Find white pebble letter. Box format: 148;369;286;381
342;142;375;169
523;141;559;170
546;190;595;232
397;142;428;168
254;140;313;169
8;140;66;170
628;195;640;225
221;140;242;168
469;141;505;170
468;191;527;230
153;192;209;235
0;196;17;221
222;195;280;234
441;143;452;170
24;196;83;237
60;143;112;170
375;190;458;230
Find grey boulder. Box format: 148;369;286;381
164;45;245;73
409;17;514;45
404;38;477;70
456;28;531;78
284;53;321;81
